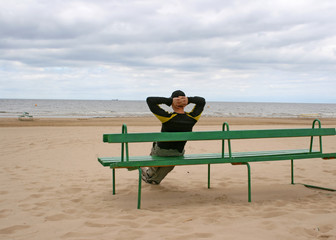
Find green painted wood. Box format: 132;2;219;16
103;128;336;143
98;150;336;168
99;121;336;208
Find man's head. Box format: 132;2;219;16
171;90;185;98
171;90;188;112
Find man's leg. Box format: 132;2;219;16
142;143;183;184
146;166;175;184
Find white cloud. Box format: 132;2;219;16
0;0;336;103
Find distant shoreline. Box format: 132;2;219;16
1;116;335;127
1;99;336;119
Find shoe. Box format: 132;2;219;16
141;168;159;185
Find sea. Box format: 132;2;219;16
0;99;336;119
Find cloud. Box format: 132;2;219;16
0;0;336;102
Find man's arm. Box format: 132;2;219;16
146;97;173;119
186;96;206;120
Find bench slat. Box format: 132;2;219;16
98;150;336;168
103;128;336;143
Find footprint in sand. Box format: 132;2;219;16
84;221;118;228
44;213;73;221
147;217;168;225
116;220;141;228
30;193;42;199
0;225;30;234
260;221;277;230
94;178;109;182
262;210;287;218
318;224;334;234
323;169;336;176
63;187;82;194
175;232;215;239
0;209;12;218
37;187;55;192
62;231;98;238
70;198;81;203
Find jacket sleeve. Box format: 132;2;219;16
186;96;206;121
146;97;174;123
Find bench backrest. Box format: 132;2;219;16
103;128;336;143
102;120;335;161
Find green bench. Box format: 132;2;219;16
98;119;336;209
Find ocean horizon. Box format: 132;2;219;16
1;98;336;119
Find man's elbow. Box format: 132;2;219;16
196;96;206;105
146;97;153;104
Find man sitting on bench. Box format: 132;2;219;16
141;90;206;184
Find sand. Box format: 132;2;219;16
0;117;335;240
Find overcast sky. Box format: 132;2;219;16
1;0;336;103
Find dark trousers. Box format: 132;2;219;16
146;143;184;184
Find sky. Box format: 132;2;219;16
0;0;336;103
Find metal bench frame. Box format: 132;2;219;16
98;119;336;209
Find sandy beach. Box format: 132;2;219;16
1;117;335;240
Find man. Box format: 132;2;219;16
141;90;206;184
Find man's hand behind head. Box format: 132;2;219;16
173;96;188;108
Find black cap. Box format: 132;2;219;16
171;90;185;98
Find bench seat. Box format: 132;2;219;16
98;149;335;168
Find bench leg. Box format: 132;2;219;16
112;168;116;195
137;168;142;209
291;160;294;185
232;163;252;202
246;163;251;202
208;164;211;189
291;159;335;192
